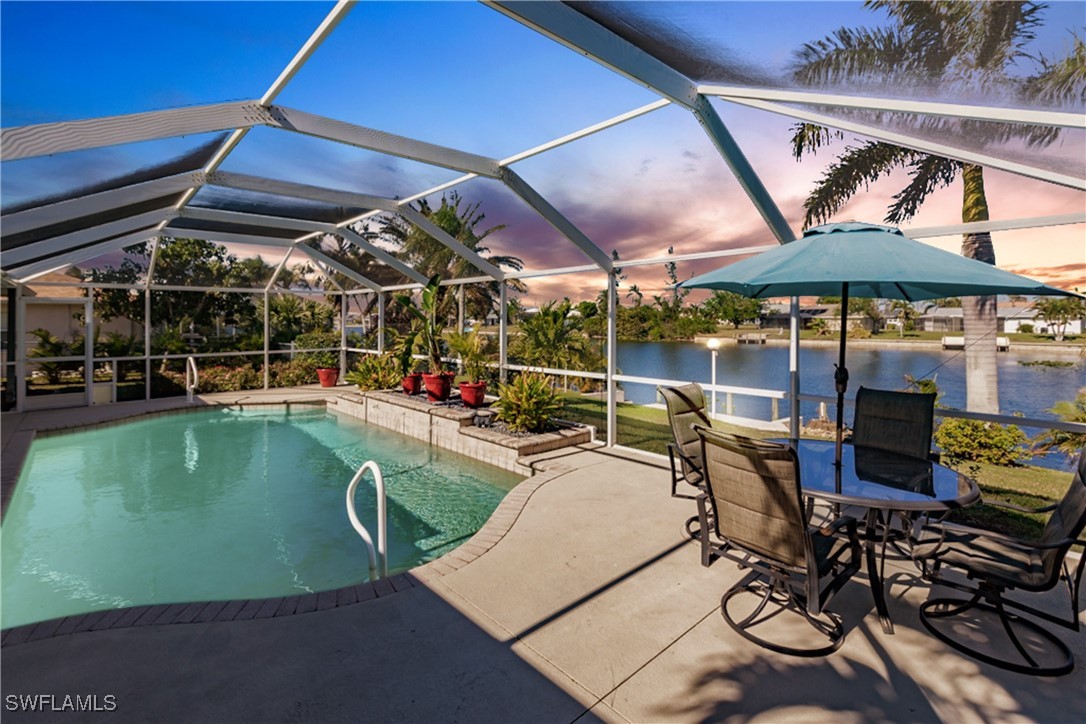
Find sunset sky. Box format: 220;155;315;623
2;1;1083;304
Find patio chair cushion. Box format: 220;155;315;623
852;386;935;460
912;530;1047;589
660;383;711;479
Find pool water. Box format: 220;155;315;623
0;407;522;629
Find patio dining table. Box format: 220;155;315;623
771;438;980;634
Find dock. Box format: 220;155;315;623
941;335;1010;351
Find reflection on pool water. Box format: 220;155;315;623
1;407;522;629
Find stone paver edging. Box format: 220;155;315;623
1;395;578;648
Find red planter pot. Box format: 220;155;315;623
459;381;487;408
402;373;423;395
316;368;339;388
422;372;453;402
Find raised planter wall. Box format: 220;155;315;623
331;391;594;477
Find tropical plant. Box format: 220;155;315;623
344;353;401;391
888;299;920;337
447;329;493;382
790;0;1084;414
27;329;80;384
511;300;596;373
492;372;564;433
394;274;448;373
1031;389;1086;463
1035;296;1086;342
377;193;524;322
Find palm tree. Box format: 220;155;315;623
790;1;1083;413
377;192;524;324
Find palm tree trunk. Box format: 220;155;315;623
960;164;999;413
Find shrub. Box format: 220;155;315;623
492;372;563;433
847;325;872;339
268;358;320;387
1017;323;1034;334
934;417;1028;466
344;354;401;391
294;331;341;368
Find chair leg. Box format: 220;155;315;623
919;588;1075;677
720;576;846;658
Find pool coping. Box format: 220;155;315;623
1;391;582;647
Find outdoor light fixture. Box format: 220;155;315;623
705;337;721;419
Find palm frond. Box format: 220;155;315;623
790;123;844;161
886;155;960;224
803;142;919;227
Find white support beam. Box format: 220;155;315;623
2;172;204;237
207;171;399;211
179;207;427;286
297;245;382;292
173;1;356;215
3;208;176;268
266;106;501;176
159;226;296;248
0;102;267;160
339;228;429;285
9;229;157;280
499;99;672;165
485;2;795;245
699;85;1086;129
904;213;1086;239
692;96;796;244
723;96;1086;191
261;0;356;105
606;271;617;446
397;206;505;280
486;1;699;108
265;246;295;292
499;167;612;272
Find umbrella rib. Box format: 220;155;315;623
894;282;913;301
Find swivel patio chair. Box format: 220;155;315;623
912;450;1086;676
851;386;937;461
694;427;862;656
851;386;938;549
659;383;714;550
659;383;711;499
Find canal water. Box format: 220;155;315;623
616;340;1084;426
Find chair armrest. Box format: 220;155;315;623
920;520;1080;551
666;442;702;475
817;515;858;537
982;498;1059;514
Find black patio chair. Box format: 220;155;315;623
694;427;862;656
912;450;1086;676
851;386;937;461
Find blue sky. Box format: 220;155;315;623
2;1;1083;301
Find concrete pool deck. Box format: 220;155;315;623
2;390;1084;722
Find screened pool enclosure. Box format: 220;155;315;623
2;1;1083;447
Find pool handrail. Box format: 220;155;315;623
185;356;198;403
345;460;388;581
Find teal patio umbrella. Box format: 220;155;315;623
680;222;1078;465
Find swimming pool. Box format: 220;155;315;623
1;406;522;629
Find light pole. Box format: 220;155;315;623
705;337;721;420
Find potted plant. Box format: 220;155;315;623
448;329;491;408
344;352;402;391
393;329;422;395
395;275;454;402
295;331;341;387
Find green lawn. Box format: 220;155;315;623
558;392;1075;540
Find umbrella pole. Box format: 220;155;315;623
834;282;849;470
